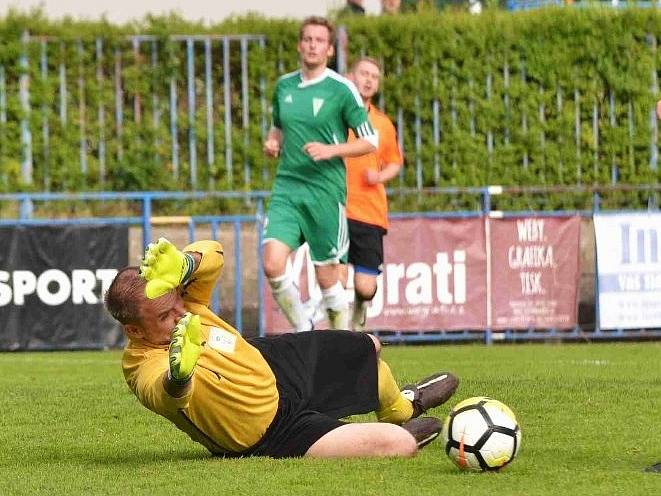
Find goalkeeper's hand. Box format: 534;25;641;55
139;237;195;299
168;312;202;384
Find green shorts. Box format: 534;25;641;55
264;194;349;264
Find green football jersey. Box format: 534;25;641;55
271;68;375;201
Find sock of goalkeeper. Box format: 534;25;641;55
268;272;312;332
375;359;414;424
321;280;349;330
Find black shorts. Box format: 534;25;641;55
347;219;386;275
244;330;379;458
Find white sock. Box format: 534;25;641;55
351;295;368;331
269;273;311;332
322;281;349;330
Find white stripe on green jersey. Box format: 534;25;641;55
271;68;376;202
336;202;349;259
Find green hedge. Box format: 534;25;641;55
0;7;660;213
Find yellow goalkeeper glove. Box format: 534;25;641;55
139;237;195;299
168;313;202;384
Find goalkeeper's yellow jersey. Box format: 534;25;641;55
122;240;279;454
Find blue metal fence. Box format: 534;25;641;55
1;190;269;336
2;26;661;194
3;187;661;342
6;33;268;191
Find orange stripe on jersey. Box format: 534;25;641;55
345;105;402;229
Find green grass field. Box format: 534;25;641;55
2;342;660;495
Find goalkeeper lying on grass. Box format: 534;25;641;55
104;238;459;458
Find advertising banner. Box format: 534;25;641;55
264;217;487;333
488;216;580;329
594;212;661;329
0;225;128;350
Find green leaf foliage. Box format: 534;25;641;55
1;7;661;212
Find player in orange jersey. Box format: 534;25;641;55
342;57;403;330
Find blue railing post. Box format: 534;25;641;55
186;38;197;189
592;191;601;336
234;220;243;332
95;38;107;184
485;184;494;349
256;198;265;337
483;185;502;214
77;39;88;177
483;186;499;345
259;37;268;184
19;194;33;219
204;37;214;189
142;194;152;249
335;25;348;75
222;36;233;186
210;220;221;315
40;40;50;191
241;37;250;193
114;46;124;162
19;31;33;186
170;76;179;179
187;218;195;243
592;191;601;213
482;187;491;214
649;33;658;172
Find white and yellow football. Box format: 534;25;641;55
441;396;521;471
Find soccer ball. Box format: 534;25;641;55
441;396;521;471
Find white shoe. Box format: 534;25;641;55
296;319;314;333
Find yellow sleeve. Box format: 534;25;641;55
182;240;224;307
129;352;192;414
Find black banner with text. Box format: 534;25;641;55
0;225;128;350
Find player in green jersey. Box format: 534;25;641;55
263;17;378;332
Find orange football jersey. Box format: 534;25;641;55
345;104;402;229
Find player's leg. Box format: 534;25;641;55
264;240;312;332
245;330;444;459
376;359;459;422
315;263;349;329
305;412;443;458
263;197;311;332
338;261;349;287
346;219;385;331
303;199;351;329
363;333;459;424
329;331;459;423
249;403;437;458
375;353;415;424
305;422;417;458
352;271;377;331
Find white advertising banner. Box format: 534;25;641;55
594;212;661;329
